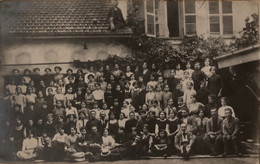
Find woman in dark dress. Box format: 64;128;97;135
104;83;114;109
113;84;124;108
155;111;169;136
208;67;223;97
75;75;88;95
168;110;180;155
10;117;25;153
152;130;169;157
107;112;119;139
192;109;208;154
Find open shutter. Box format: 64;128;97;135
184;1;196;35
145;0;156;37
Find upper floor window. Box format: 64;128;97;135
184;1;196;35
209;1;233;35
145;0;156;37
144;0;169;37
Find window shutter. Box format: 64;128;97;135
223;16;233;34
146;0;154;13
222;1;232;14
210;16;220;33
147;14;155;35
209;1;219;14
185;1;195;13
145;0;156;37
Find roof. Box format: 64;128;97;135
214;44;260;69
0;0;132;38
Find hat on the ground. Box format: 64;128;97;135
71;152;85;162
101;147;111;157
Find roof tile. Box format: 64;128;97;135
1;0;132;37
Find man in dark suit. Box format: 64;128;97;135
107;0;125;31
86;110;101;135
203;108;223;156
222;107;241;157
175;123;195;160
99;111;108;135
125;112;138;135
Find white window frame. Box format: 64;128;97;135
144;0;156;37
208;1;233;36
183;1;196;36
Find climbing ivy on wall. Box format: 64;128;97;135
73;2;259;71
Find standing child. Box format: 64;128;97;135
162;85;172;109
149;100;161;118
121;101;130;118
172;83;184;106
85;87;95;110
64;87;75;106
102;103;110;120
92;83;105;108
45;80;56;96
74;89;85;109
123;81;132;104
54;87;65;107
175;63;184;81
12;87;26;113
53;100;66;120
45;88;55;110
181;71;193;92
35;91;45;111
185;61;194;78
76;111;88;134
125;65;134;81
65;100;79;121
131;82;140;110
146;85;155;106
92;101;102;120
147;74;158;91
183;82;196;109
104;83;114;109
154;85;163;108
17;78;27;95
25;87;37;104
6;79;17;95
129;74;137;90
78;101;90;120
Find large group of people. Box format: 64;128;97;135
0;58;242;162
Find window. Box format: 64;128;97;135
145;0;168;37
209;1;233;35
145;0;156;37
184;1;196;35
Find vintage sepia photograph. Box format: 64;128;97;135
0;0;259;163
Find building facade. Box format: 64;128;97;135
0;0;259;74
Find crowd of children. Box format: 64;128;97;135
0;58;242;161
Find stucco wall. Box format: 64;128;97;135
0;38;132;75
